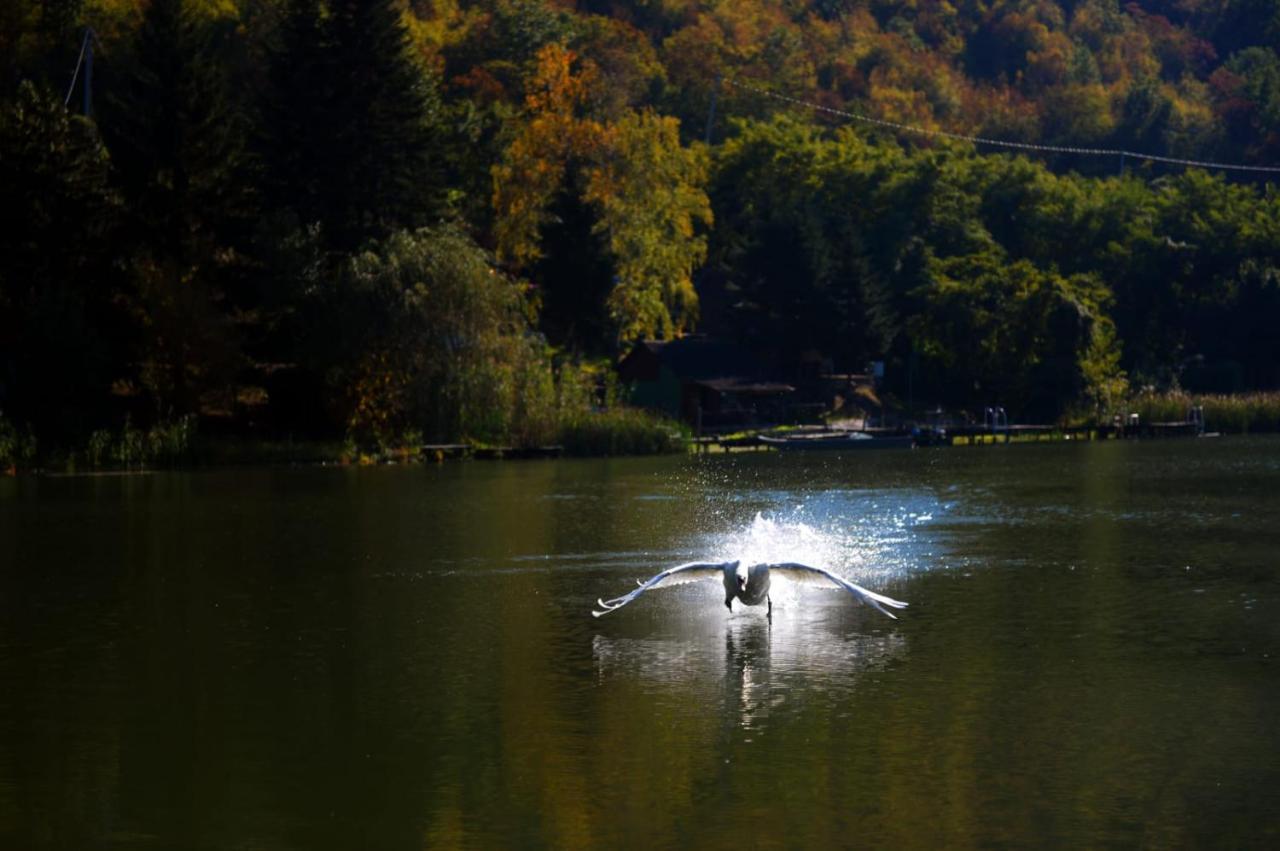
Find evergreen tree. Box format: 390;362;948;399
0;82;122;441
260;0;333;237
99;0;252;417
264;0;447;252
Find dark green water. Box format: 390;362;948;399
3;438;1280;848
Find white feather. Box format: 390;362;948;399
592;559;909;620
766;562;909;619
592;562;729;617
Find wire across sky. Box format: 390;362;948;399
727;77;1280;175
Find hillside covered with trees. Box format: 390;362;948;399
2;0;1280;461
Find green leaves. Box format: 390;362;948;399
493;45;711;346
910;251;1126;419
710;117;1142;418
586;110;712;342
338;226;552;446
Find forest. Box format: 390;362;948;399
2;0;1280;463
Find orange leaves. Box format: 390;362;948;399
492;43;712;342
493;44;606;266
525;41;598;117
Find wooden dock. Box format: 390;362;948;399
945;424;1121;445
691;416;1210;453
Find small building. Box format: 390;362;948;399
616;337;794;430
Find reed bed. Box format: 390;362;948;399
1127;391;1280;434
556;408;687;456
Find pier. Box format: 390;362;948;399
689;406;1212;453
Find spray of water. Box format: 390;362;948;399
712;512;852;571
701;487;943;579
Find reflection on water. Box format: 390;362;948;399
589;504;916;717
3;442;1280;847
593;615;906;732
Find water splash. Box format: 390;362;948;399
710;512;852;571
700;489;946;585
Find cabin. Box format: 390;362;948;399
616;337;794;430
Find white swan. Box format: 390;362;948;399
592;560;908;620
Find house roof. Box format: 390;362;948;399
693;378;795;395
626;336;762;381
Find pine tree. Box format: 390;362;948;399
99;0;252;417
264;0;447;252
260;0;332;236
0;82;122;441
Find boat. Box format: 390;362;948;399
758;431;914;451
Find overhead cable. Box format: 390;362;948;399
727;77;1280;175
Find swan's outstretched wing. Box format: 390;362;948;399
593;561;728;617
767;562;909;619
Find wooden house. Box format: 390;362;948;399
616;337;794;430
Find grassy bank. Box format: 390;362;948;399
1127;391;1280;434
1;405;686;474
556;408;688;457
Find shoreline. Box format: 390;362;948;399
9;428;1280;478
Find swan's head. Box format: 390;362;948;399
735;561;749;592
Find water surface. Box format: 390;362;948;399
2;438;1279;847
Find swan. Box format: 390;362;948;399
592;560;908;620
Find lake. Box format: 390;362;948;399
2;438;1279;848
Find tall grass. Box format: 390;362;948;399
85;415;198;468
549;362;688;456
1128;391;1280;434
0;415;37;470
556;407;687;456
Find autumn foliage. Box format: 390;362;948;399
2;0;1280;458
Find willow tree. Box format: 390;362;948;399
339;226;556;447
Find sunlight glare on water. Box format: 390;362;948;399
699;487;949;584
6;443;1280;847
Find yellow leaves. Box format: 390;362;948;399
493;44;606;266
1041;83;1115;143
492;46;713;342
82;0;145;45
403;0;478;72
869;81;941;134
1026;29;1075;90
184;0;239;22
584;111;712;341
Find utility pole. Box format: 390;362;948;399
65;28;96;116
